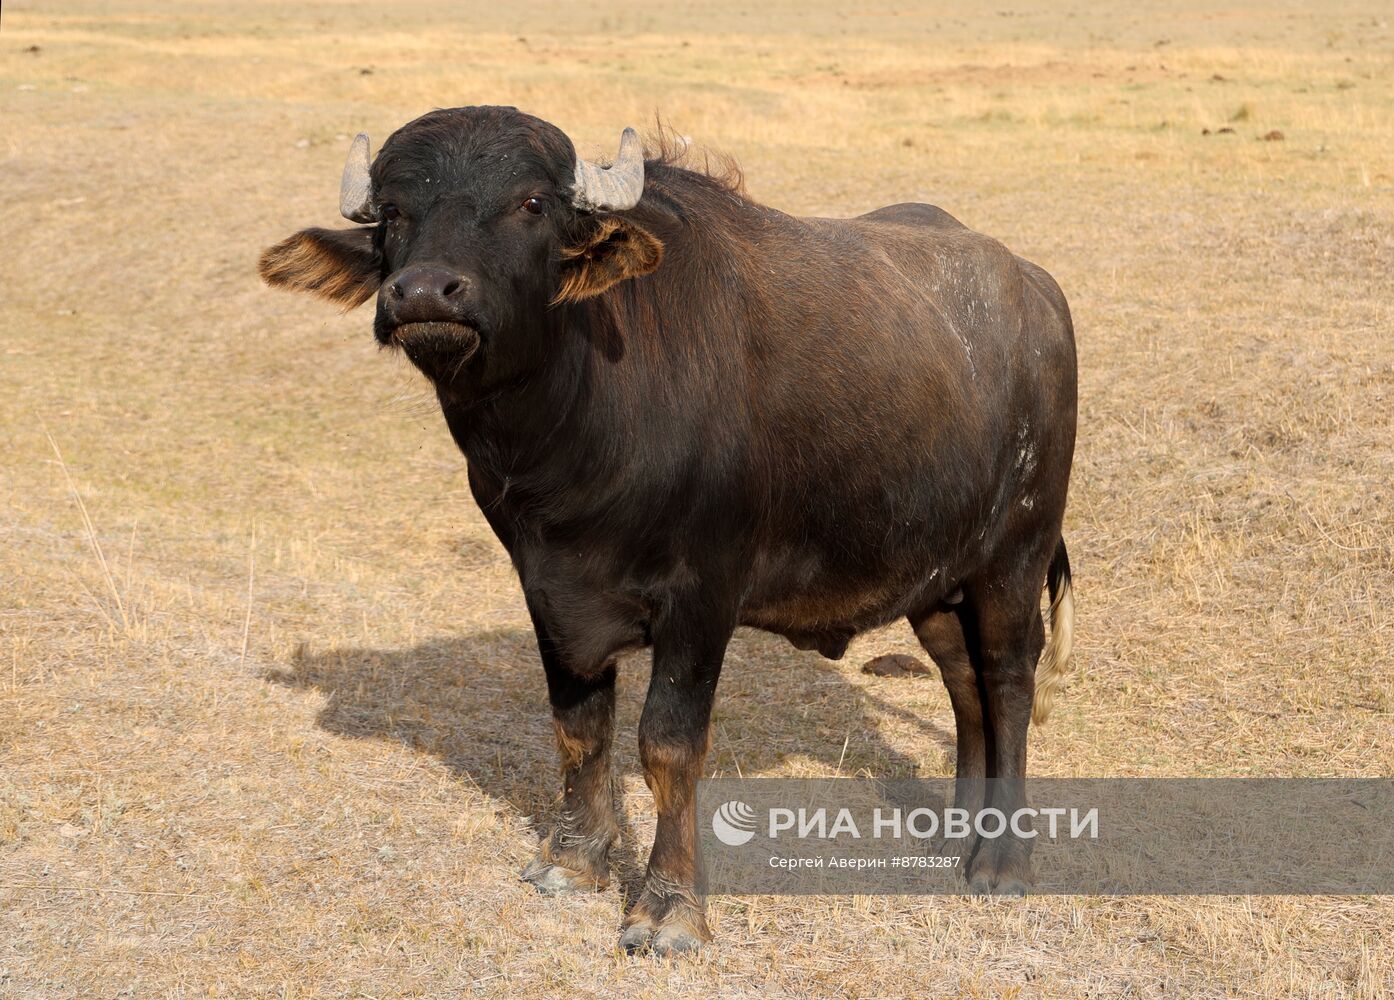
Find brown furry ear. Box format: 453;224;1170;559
258;227;381;308
554;218;663;304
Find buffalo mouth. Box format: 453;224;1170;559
387;321;482;379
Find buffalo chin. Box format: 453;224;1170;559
390;322;482;382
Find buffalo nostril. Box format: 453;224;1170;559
441;279;462;298
388;281;405;300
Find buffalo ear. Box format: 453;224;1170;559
259;227;381;308
554;217;663;304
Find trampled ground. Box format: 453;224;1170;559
2;1;1392;996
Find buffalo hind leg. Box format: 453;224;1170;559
619;603;733;956
911;606;989;870
520;603;620;894
963;586;1046;896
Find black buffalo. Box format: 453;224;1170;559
261;105;1077;955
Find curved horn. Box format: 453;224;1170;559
570;127;645;212
339;133;377;223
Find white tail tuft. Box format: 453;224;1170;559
1032;567;1074;725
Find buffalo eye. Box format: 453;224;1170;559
521;196;545;215
379;203;400;222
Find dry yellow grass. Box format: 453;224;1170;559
2;0;1393;996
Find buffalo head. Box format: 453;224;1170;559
259;106;662;390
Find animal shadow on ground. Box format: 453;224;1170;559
265;624;955;899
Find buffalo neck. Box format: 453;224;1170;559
440;170;768;525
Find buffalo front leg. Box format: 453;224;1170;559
619;606;733;956
520;605;620;894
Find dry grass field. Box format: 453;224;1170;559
2;0;1393;995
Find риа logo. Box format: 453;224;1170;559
711;800;757;846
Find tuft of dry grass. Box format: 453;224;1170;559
2;1;1392;996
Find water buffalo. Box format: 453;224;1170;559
260;105;1077;955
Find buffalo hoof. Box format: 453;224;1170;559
618;920;654;953
520;854;607;895
965;840;1034;897
618;918;706;957
652;924;707;956
619;888;710;957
